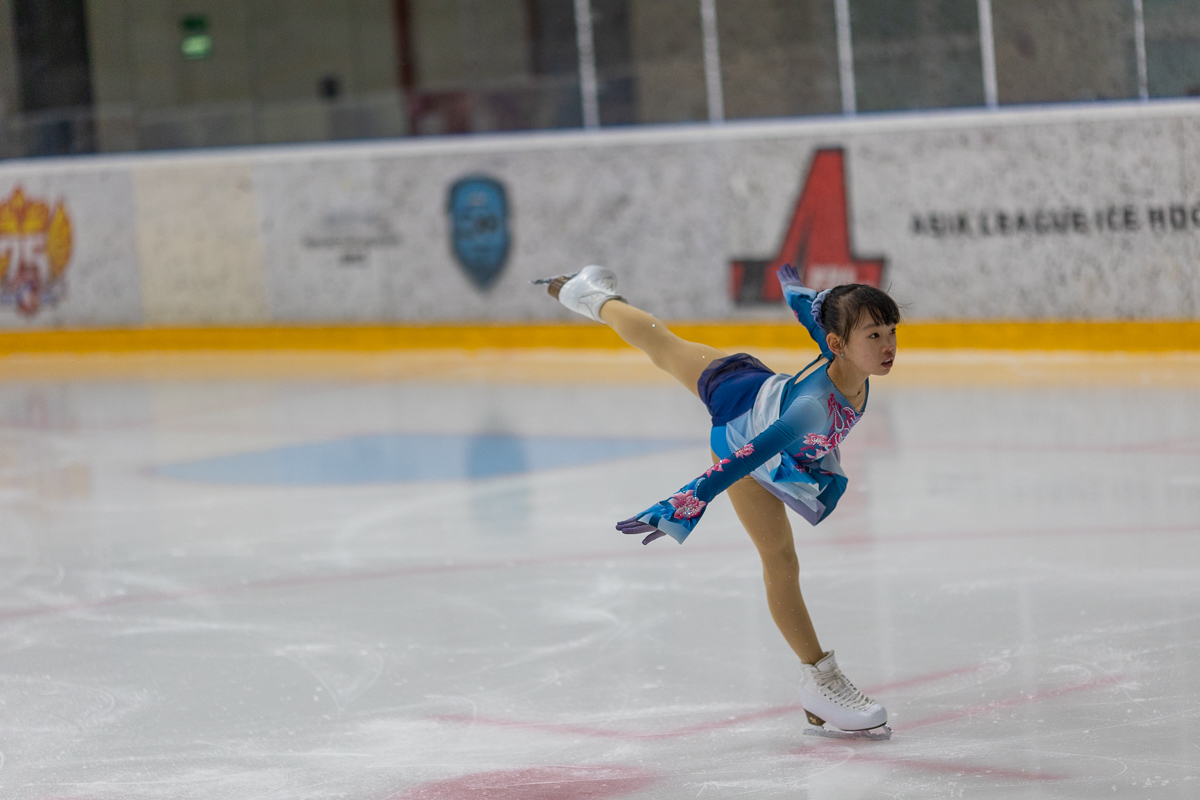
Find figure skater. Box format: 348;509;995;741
535;263;899;740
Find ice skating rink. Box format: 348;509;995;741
0;348;1197;800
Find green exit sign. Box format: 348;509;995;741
180;15;212;59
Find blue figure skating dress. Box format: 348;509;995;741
622;278;865;544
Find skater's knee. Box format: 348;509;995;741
760;545;800;580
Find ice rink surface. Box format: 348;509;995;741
0;348;1197;800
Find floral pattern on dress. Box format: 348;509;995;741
668;490;706;520
703;458;731;478
624;370;864;542
802;432;831;452
796;393;859;463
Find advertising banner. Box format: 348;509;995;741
0;170;141;328
2;102;1198;328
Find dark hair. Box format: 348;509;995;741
821;284;901;346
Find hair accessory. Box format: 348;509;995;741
810;289;831;331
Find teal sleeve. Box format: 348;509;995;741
783;284;834;360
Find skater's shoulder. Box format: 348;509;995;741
789;359;833;392
779;376;828;423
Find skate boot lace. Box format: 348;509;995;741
815;667;874;711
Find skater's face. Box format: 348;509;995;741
829;321;896;376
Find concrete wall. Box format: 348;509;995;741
1;101;1199;328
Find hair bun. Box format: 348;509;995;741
810;289;831;331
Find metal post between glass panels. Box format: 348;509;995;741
1133;0;1149;101
573;0;601;128
699;0;725;123
978;0;999;108
834;0;856;115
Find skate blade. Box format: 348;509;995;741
804;724;892;741
529;273;576;285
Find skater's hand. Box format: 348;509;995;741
777;262;803;288
616;515;668;545
616;487;706;545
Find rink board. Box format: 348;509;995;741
1;101;1200;329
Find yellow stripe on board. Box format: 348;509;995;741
898;321;1200;350
0;321;1198;354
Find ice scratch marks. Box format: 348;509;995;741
794;745;1067;783
0;544;747;623
898;675;1123;731
1049;611;1200;647
434;701;817;743
494;628;622;671
0;521;1192;624
782;743;855;781
433;661;996;741
865;661;1008;697
1007;747;1130;782
0;675;116;731
433;711;655;741
274;642;385;716
427;663;1125;793
386;765;658;800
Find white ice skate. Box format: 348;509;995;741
799;650;892;741
531;264;624;323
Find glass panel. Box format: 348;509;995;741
1143;0;1200;98
405;0;582;135
11;0;96;156
127;0;257;150
992;0;1138;104
247;0;404;144
851;0;984;112
77;0;406;153
526;0;585;128
716;0;841;120
628;0;707;124
1;0;1181;159
76;0;582;150
591;0;637;125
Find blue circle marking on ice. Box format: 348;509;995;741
153;433;698;486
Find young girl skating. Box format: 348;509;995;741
537;263;900;740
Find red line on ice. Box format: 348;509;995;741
431;670;1120;756
786;678;1119;784
434;703;816;742
432;662;991;742
897;675;1121;731
385;765;658;800
860;663;985;694
864;755;1065;782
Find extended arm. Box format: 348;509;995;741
617;396;825;544
778;263;834;360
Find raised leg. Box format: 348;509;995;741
720;454;824;664
599;300;726;398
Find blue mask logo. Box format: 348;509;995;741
448;176;511;290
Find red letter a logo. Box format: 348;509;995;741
730;148;885;303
